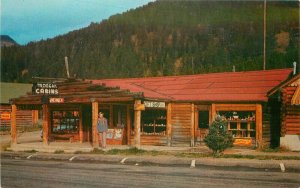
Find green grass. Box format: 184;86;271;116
260;146;291;153
24;149;38;153
54;150;64;154
90;148;105;154
86;147;171;156
81;147;300;160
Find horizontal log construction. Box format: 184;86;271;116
281;86;300;135
0;104;35;127
171;103;192;146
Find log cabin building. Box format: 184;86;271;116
10;68;299;150
268;73;300;151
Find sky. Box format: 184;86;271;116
1;0;154;45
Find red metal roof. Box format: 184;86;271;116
91;68;292;102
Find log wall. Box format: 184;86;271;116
171;103;192;146
141;135;167;146
262;104;271;147
0;104;37;128
281;86;300;135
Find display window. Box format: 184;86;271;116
113;105;126;128
218;111;256;138
141;109;166;135
51;110;79;134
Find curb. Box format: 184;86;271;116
2;151;300;172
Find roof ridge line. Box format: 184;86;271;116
131;82;174;100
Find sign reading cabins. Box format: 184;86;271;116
32;83;59;95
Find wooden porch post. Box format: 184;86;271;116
42;104;49;145
32;110;39;126
191;104;195;147
11;104;17;144
167;103;172;147
127;105;131;145
109;104;113;128
194;107;199;144
79;106;83;143
134;100;141;149
256;104;263;148
211;103;216;123
92;101;99;148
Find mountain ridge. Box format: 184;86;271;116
0;35;18;47
1;1;299;83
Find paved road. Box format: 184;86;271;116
1;158;300;188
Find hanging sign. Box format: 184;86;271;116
144;101;165;108
49;97;64;103
32;83;59;95
0;112;11;120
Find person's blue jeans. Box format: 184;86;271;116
98;132;106;148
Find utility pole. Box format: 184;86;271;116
263;0;266;70
192;56;194;74
64;56;70;78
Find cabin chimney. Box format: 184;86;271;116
293;62;297;75
64;56;70;78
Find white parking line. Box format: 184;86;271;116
120;157;128;164
69;156;77;161
190;159;196;168
27;154;36;159
279;163;285;172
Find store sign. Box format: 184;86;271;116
0;112;11;120
49;97;64;103
32;83;59;95
144;101;165;108
233;138;252;146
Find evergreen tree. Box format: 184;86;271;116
204;116;234;155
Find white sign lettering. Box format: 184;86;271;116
144;101;165;108
49;98;64;103
33;83;59;95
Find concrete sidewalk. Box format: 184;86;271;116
2;130;300;158
4;138;300;158
2;130;300;173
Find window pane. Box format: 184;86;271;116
198;111;209;129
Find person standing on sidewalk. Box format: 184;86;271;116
97;112;108;148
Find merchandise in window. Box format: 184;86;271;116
51;110;79;134
218;111;256;138
141;109;166;136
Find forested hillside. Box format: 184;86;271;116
1;1;299;82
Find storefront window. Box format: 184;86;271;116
218;111;256;138
113;105;126;128
51;110;79;134
141;109;166;135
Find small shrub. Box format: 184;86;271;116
54;150;64;154
74;151;83;154
91;148;105;154
204;116;234;156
